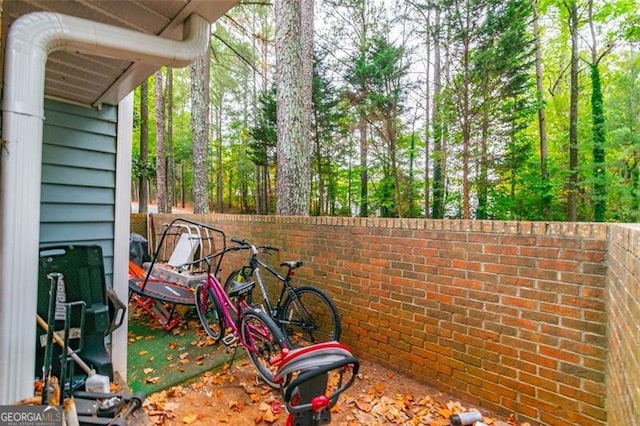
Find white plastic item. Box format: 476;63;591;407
84;370;110;393
450;410;483;426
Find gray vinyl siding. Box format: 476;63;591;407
39;99;118;286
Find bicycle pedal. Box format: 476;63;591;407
222;334;238;346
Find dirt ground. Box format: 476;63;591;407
140;357;521;426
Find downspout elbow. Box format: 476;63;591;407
3;11;210;117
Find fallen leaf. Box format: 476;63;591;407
143;368;154;374
182;414;197;424
438;407;452;418
258;402;270;412
263;409;279;423
355;400;372;412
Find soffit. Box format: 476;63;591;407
1;0;239;108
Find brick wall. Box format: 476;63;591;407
606;224;640;425
130;213;148;237
146;214;610;425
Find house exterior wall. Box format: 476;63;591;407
40;98;118;285
606;224;640;425
149;213;610;425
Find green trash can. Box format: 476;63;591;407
36;245;118;383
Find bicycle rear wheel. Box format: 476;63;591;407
280;286;341;347
240;307;289;389
195;283;224;341
224;267;254;304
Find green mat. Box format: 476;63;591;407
126;304;234;394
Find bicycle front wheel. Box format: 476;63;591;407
280;286;341;347
195;283;224;341
240;308;289;389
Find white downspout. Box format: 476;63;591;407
0;11;211;403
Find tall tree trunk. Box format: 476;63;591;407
139;80;149;214
216;99;224;213
408;122;416;217
256;13;271;215
567;1;579;222
431;5;444;219
302;0;314;131
533;0;550;219
257;165;267;214
424;8;431;219
631;157;640;220
276;0;310;215
181;161;186;208
359;119;368;216
590;63;606;221
477;106;489;220
314;113;325;215
389;121;403;218
166;67;174;213
305;0;316;213
154;69;167;213
461;6;471;220
588;0;607;222
191;46;211;214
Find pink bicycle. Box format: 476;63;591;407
194;246;290;388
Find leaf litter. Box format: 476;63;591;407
128;305;524;425
140;358;524;426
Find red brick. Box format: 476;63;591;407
520;246;560;258
485;262;519;276
501;295;537;310
484;244;519;255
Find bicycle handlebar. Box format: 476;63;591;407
230;238;280;253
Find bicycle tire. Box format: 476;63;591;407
280;286;341;347
240;307;289;389
195;283;224;341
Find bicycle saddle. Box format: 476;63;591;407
281;260;303;269
228;279;255;297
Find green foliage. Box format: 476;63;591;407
129;0;640;222
248;88;277;167
131;156;155;180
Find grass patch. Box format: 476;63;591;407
126;303;233;395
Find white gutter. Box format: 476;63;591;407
0;11;211;404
